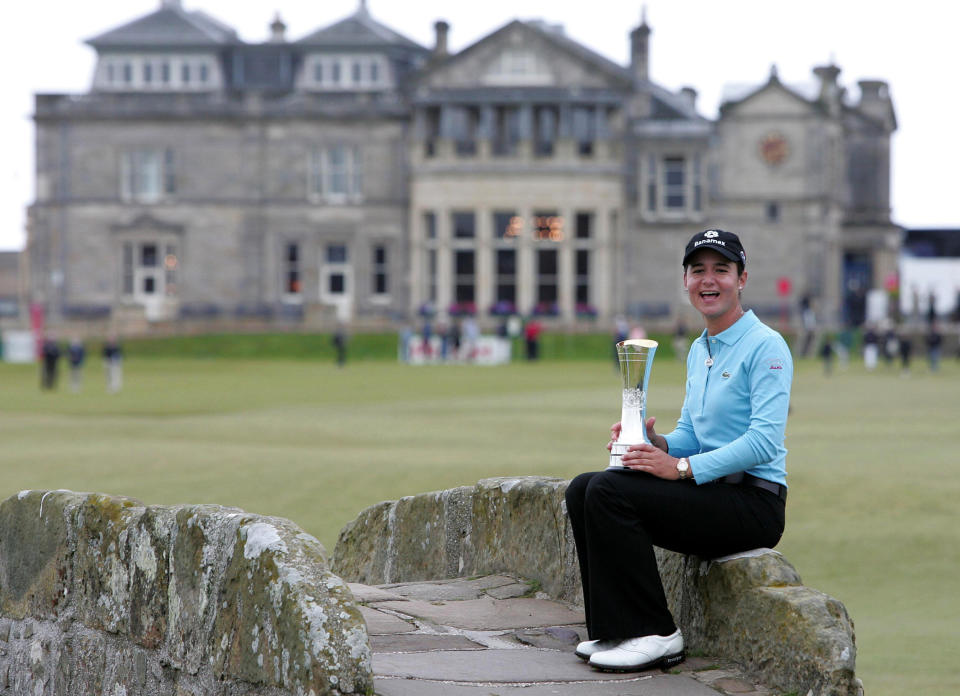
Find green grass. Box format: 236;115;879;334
0;348;957;695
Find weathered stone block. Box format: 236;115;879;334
388;493;447;582
0;491;77;620
0;491;373;696
466;477;573;600
334;501;393;585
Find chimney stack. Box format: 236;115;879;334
680;86;698;110
270;14;287;43
857;79;896;131
629;11;651;87
813;64;842;115
434;20;450;58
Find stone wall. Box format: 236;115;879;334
0;490;372;696
333;476;862;696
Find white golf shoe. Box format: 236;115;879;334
588;630;684;672
574;638;620;660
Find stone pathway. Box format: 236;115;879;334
349;574;775;696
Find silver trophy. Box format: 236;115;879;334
608;338;659;469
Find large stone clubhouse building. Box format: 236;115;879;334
27;0;900;332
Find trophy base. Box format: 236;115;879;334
607;442;630;470
606;454;625;470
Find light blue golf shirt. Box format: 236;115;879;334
663;310;793;487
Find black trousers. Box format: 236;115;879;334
565;470;785;640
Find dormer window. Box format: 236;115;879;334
96;55;218;91
301;54;390;91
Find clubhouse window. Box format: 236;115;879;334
372;244;388;296
576;249;590;304
536;249;558;304
309;144;363;202
454;250;475;303
120;147;175;203
496;249;517;304
284;242;301;298
452;211;475;239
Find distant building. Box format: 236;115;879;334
27;0;900;332
900;228;960;319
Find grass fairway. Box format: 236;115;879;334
0;352;957;695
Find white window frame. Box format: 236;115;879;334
303;54;389;91
309;145;363;203
641;153;707;221
95;54;219;91
120;148;175;203
320;243;353;320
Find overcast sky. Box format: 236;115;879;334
3;0;957;251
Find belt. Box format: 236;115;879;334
721;472;787;502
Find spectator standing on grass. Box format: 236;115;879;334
524;318;542;361
925;321;942;372
819;335;834;376
332;324;348;368
40;336;61;391
68;337;86;392
898;327;913;375
566;229;791;674
835;325;853;370
799;294;816;357
398;324;412;363
462;316;479;363
882;322;898;366
103;335;123;393
421;319;433;361
863;325;879;371
446;319;461;362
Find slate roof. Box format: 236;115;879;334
86;3;237;49
297;3;426;51
522;20;631;85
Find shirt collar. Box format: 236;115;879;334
698;310;759;346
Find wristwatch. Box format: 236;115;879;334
676;458;691;480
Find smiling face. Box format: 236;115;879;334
683;248;748;334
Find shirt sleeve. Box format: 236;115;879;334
689;336;793;483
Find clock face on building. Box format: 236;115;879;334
759;132;789;166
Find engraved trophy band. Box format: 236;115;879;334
608;338;658;469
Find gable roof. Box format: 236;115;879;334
719;69;819;115
417;19;632;89
86;4;237;49
297;4;426;51
523;20;631;85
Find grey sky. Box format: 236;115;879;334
4;0;957;250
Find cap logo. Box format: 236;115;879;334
704;230;719;238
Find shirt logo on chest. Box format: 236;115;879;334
721;370;732;379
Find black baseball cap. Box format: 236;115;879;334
682;229;747;267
